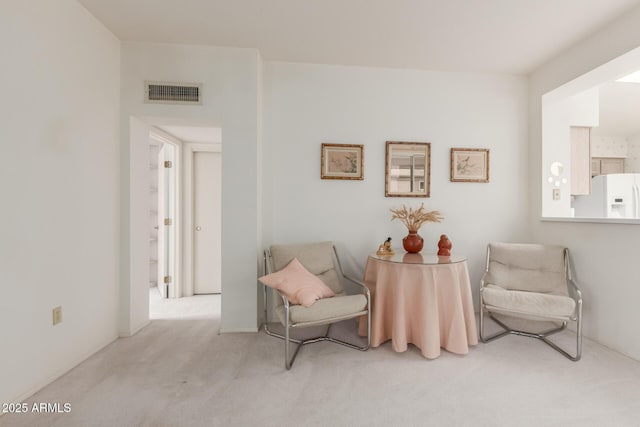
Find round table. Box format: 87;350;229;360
359;252;478;358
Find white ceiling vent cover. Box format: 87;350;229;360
144;81;202;105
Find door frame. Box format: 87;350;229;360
183;143;222;297
149;129;182;298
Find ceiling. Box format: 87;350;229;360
157;125;221;144
79;0;640;75
593;81;640;137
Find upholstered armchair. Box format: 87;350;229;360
260;241;370;369
479;243;583;361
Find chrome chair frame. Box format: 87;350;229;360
262;245;371;369
479;245;583;361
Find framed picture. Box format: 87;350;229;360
385;141;431;197
450;148;490;182
321;143;364;180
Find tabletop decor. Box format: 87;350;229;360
390;203;443;253
376;237;395;256
437;234;452;256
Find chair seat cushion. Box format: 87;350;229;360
277;293;368;326
482;284;576;321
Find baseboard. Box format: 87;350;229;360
218;327;259;334
119;319;151;338
5;334;119;407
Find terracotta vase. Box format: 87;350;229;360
402;230;424;253
437;234;452;256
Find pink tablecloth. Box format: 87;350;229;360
359;256;478;358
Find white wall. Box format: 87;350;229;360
120;43;261;334
591;136;628;158
541;88;599;217
529;4;640;359
0;0;120;404
263;62;530;301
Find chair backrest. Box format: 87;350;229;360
269;241;344;295
484;243;568;296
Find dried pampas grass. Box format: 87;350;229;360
390;203;443;232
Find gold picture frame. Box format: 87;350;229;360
321;143;364;180
385;141;431;197
450;148;490;182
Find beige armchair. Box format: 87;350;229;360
261;242;370;369
479;243;583;361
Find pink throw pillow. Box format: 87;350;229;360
259;258;335;307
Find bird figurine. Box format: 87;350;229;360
377;237;395;256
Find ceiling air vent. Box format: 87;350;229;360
144;81;202;105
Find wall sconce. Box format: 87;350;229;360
547;161;567;200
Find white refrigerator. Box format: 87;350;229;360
573;173;640;218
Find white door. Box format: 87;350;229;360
157;143;177;298
193;151;222;294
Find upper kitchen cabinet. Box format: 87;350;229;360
592;157;624;176
590;135;627;176
570;126;591;195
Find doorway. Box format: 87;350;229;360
129;118;223;326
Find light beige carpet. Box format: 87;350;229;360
2;292;640;427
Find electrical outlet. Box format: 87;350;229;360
553;188;561;201
52;306;62;325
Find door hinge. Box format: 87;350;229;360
164;161;173;168
164;218;173;226
164;276;172;284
